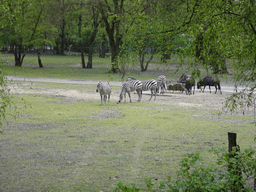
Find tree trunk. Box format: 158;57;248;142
81;51;86;68
60;18;66;55
221;56;228;74
55;40;60;55
99;34;107;58
87;45;93;69
78;14;85;68
37;50;43;68
14;45;25;67
109;41;119;73
140;51;145;72
228;132;243;191
140;48;154;72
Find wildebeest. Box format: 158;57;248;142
96;81;112;105
178;74;195;95
197;76;222;94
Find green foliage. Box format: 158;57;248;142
0;64;11;132
115;148;256;191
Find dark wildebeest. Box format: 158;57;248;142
197;76;222;94
178;74;195;95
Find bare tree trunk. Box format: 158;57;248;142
81;52;86;68
37;50;43;68
78;14;86;68
140;48;154;72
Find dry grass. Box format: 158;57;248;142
0;80;255;191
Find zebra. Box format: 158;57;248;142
141;79;158;101
118;80;142;103
96;81;111;105
157;75;167;94
126;77;137;81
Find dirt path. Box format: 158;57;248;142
6;76;236;111
6;76;241;93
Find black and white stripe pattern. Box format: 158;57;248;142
142;79;157;101
118;80;142;103
96;81;112;105
157;75;167;94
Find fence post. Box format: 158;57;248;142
228;132;243;191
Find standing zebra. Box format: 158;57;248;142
96;81;111;105
157;75;167;94
118;80;142;103
141;79;158;101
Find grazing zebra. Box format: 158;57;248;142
141;79;158;101
96;81;111;105
157;75;167;94
118;80;142;103
126;77;137;81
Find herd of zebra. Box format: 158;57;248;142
96;75;222;105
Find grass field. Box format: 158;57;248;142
0;54;254;191
0;53;235;83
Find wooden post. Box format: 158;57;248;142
228;132;243;191
228;132;237;155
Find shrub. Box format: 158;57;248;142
114;148;256;191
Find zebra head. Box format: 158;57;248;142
118;88;125;103
96;81;102;92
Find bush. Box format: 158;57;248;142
114;148;256;192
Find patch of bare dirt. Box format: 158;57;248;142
9;81;228;111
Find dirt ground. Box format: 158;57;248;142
9;81;229;111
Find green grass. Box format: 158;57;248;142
0;54;112;66
1;81;255;191
0;53;246;191
1;53;236;83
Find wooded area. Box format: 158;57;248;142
1;0;256;85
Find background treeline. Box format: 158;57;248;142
1;0;256;83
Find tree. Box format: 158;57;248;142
85;1;102;69
181;0;256;111
0;0;56;67
120;0;188;72
98;0;155;73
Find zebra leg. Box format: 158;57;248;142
108;93;110;104
136;89;141;102
100;94;103;105
127;92;132;102
154;88;157;101
103;95;107;105
149;89;153;101
124;92;127;102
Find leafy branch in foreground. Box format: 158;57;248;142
0;67;12;133
114;148;256;192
